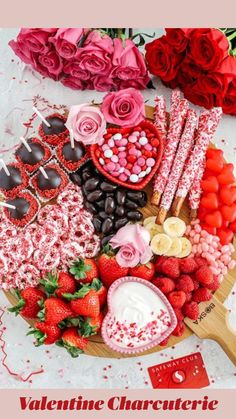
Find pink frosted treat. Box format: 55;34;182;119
159;109;197;215
152;98;189;205
170;89;181;114
188;159;205;217
172;107;222;215
153;95;168;140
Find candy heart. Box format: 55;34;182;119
201;223;217;235
229;220;236;233
205;211;223;228
221;204;236;223
202;169;216;180
217;228;234;245
218;164;235;185
197;206;211;221
206;158;224;173
201;192;219;210
206;148;224;160
101;277;177;354
221;219;230;228
220;185;236;205
201;176;219;193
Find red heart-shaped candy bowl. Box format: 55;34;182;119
90;120;164;190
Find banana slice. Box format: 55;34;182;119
151;233;172;255
177;237;192;258
143;216;157;227
145;221;164;239
163;217;186;238
165;237;183;257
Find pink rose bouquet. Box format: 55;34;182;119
110;224;152;268
101;87;145;127
9;28;150;92
65;104;106;145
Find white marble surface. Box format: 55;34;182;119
0;28;236;389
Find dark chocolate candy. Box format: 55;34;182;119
42;116;66;135
37;168;62;190
0;166;22;190
6;197;30;220
16;139;45;165
101;218;113;234
84;177;100;192
62;141;85;162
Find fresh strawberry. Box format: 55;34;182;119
179;257;198;274
195;266;214;285
27;321;61;345
98;246;128;288
152;276;175;294
90;278;107;307
80;312;104;337
206;276;220;292
69;258;98;283
57;327;88;357
192;288;212;302
154;256;168;273
176;275;194;293
172;321;185;337
8;287;45;319
129;262;155;281
183;301;199;320
168;291;186;308
161;257;180;279
174;308;184;322
40;270;76;298
64;286;100;318
38;297;74;325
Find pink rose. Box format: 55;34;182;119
111;38;149;87
9;28;56;57
76;30;113;76
61;76;92;90
92;75;115;92
33;47;64;80
101;87;145;127
50;28;88;59
110;224;152;268
64;59;91;80
65;104;106;145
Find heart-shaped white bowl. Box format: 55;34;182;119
101;276;177;355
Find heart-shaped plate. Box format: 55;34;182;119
91;120;164;190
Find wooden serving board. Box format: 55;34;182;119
4;105;236;359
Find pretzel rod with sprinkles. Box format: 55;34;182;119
151;98;189;206
172;107;222;216
188;159;206;219
153;95;168;140
157;109;197;224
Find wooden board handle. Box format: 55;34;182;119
212;313;236;366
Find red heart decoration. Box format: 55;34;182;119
218;164;235;185
206;158;224;173
220;185;236;205
201;192;219;210
205;211;223;228
202;169;216;180
198;206;211;221
91;120;163;190
217;228;234;245
201;223;217;235
229;220;236;233
206;148;224;160
220;204;236;223
201;176;219;193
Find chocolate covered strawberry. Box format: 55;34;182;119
8;287;46;319
28;321;61;345
69;258;98;283
57;327;88;357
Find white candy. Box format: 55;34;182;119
146;167;151;174
113;133;122;140
139;137;148;145
130;174;139;183
104;149;113;158
139;171;146;178
99;158;105;165
119;167;125;174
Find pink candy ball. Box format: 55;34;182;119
132;165;141;175
146;158;155;167
119;158;127;167
119;173;128;182
137;157;146;167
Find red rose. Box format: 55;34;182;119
223;79;236;115
176;68;195;89
165;28;189;52
181;57;204;78
33;47;64;80
184;79;217;109
189;28;229;71
145;36;183;82
197;73;228;98
64;59;91;80
92;75;115;92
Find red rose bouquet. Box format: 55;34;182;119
9;28;150;92
145;28;236;115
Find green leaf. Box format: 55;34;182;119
90;278;102;291
56;340;83;358
131;32;155;47
63;284;91;301
8;299;25;316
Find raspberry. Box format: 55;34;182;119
192;279;200;291
168;290;186;308
154;256;168;273
159;337;169;346
183;301;199;320
185;292;192;302
174;308;184;322
161;257;180;279
195;256;208;268
192;288;212;302
172;321;185;337
176;275;194;292
206;276;220;292
195;266;213;285
179;257;198;274
152;276;175;294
